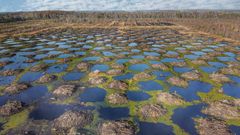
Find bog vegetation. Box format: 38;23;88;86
0;10;240;134
0;10;240;40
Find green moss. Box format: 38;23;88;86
154;80;169;92
126;79;139;91
1;25;238;135
71;109;100;134
198;90;233;102
226;119;240;126
173;125;188;135
125;90;190;135
46;83;54;92
0;86;6;95
66;57;83;72
13;68;29;83
54;71;66;80
0;109;29;135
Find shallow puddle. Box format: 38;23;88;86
19;72;43;83
29;103;71;120
0;28;239;134
217;56;236;62
228;75;240;84
200;66;218;73
79;87;106;102
137;122;174;135
184;54;199;60
129;64;149;72
0;76;15;86
128;42;138;47
144;52;160;56
208;61;227;68
91;64;109;72
29;103;94;120
172;104;206;135
46;64;68;73
58;54;73;59
62;72;85;81
114;73;133;80
99;107;129;120
0;85;48;106
170;81;212;101
152;70;172;81
126;91;151;101
116;59;130;64
161;58;183;63
82;56;100;61
139;80;163;91
229;125;240;135
223;83;240;98
173;67;192;73
131;55;145;59
103;51;115;56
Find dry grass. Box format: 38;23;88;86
162;18;240;41
0;14;240;44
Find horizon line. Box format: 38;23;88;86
1;9;240;13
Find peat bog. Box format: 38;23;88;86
0;17;240;135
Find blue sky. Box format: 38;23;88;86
0;0;240;12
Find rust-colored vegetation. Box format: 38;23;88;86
0;11;240;41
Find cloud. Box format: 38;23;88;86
0;0;240;12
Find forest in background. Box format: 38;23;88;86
1;10;240;22
0;10;240;40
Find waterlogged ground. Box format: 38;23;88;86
0;28;239;135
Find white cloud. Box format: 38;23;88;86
0;0;240;12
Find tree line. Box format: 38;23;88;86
0;10;240;23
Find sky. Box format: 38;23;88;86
0;0;240;12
